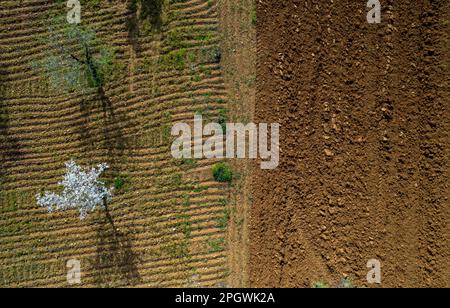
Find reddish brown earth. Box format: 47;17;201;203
250;0;449;287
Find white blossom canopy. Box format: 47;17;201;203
36;160;113;220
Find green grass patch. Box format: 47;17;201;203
208;237;225;253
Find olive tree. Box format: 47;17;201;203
33;17;115;93
36;160;113;220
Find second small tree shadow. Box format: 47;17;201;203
127;0;164;51
139;0;164;29
0;80;23;180
97;94;132;173
98;87;114;118
77;86;134;173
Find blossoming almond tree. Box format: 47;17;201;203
36;160;113;220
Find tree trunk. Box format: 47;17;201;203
83;42;102;88
103;197;117;233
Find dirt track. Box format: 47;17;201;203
250;0;449;287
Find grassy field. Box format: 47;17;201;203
0;0;243;287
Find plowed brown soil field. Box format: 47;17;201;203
251;0;449;287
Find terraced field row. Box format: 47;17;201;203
0;0;231;287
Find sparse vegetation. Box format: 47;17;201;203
312;278;355;289
217;208;231;230
338;278;354;289
217;109;228;133
312;280;329;289
208;237;225;253
251;7;257;26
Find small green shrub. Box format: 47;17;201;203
208;237;225;253
209;46;221;63
338;278;354;288
312;280;328;289
212;163;233;183
217;208;231;230
251;8;257;26
114;175;128;191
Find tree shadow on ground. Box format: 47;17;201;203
98;87;115;118
76;87;136;174
127;0;164;52
0;77;23;181
77;98;94;154
76;91;141;286
97;91;133;173
91;203;142;287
